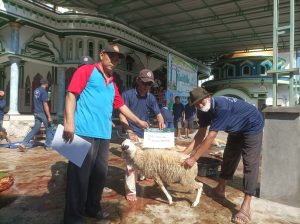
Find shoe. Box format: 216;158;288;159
87;210;110;220
18;144;26;152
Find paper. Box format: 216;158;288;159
51;124;91;167
143;128;175;149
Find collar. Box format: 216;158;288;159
134;88;149;98
95;63;114;84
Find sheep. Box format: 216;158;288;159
121;139;203;207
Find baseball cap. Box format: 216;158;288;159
101;45;124;59
138;69;154;83
79;56;94;67
189;87;211;105
40;78;49;84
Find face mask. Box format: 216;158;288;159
200;99;211;112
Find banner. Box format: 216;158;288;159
166;54;198;110
143;128;175;149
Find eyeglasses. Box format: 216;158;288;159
141;81;153;86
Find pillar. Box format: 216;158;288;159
7;56;21;115
56;67;66;116
9;22;22;54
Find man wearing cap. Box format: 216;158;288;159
19;78;52;151
119;68;165;202
63;44;149;223
182;87;264;224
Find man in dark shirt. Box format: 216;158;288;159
119;69;165;202
172;96;184;138
182;87;264;224
19;79;52;151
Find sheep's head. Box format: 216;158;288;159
121;139;137;159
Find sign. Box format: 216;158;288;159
143;128;175;149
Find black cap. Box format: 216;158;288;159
190;87;210;105
101;45;124;58
138;69;154;83
79;56;94;67
40;78;49;84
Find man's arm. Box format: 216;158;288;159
63;92;77;142
183;130;218;168
181;127;207;154
43;101;52;123
119;105;148;129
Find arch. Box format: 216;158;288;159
76;38;84;59
260;59;272;75
23;32;59;61
66;38;73;60
214;88;251;102
88;39;95;59
222;63;235;78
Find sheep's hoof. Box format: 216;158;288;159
191;202;199;207
168;201;173;205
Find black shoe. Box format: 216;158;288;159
86;210;110;220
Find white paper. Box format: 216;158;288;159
51;124;91;167
143;128;175;149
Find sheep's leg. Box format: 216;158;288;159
192;182;203;207
155;178;173;205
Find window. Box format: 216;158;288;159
242;65;251;75
88;41;94;58
78;40;83;58
227;67;234;77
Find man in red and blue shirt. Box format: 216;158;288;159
63;44;148;224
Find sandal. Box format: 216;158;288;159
232;208;251;224
126;193;137;203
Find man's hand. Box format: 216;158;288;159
63;122;75;143
126;131;139;142
48;116;52;124
158;121;165;130
183;156;197;169
137;120;149;129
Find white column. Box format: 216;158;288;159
8;56;21;115
56;67;66;116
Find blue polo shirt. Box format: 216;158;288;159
68;64;124;139
122;88;161;138
33;86;48;113
198;96;264;134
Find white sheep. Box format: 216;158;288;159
121;139;203;207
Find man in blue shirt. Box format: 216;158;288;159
119;69;165;202
182;87;264;224
183;97;196;139
160;104;174;128
19;79;53;151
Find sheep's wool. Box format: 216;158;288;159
132;147;198;189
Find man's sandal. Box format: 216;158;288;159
232;208;251;224
126;193;137;203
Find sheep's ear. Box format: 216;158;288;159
121;145;129;151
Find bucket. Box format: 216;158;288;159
197;157;222;177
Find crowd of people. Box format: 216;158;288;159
0;43;264;224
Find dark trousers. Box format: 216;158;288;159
64;137;110;224
220;131;263;196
